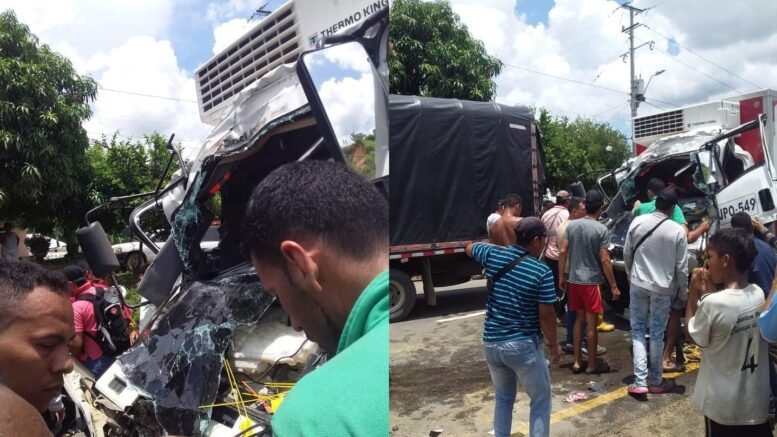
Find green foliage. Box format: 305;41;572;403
0;10;98;241
86;132;180;239
389;0;502;101
24;233;50;261
537;108;630;193
342;131;376;179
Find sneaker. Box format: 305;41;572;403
597;321;615;332
581;345;607;356
628;384;649;396
563;343;574;353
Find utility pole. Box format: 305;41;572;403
619;2;653;154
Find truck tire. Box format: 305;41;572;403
390;268;416;323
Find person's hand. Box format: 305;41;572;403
753;217;768;234
698;218;711;233
691;268;714;296
559;276;567;292
129;330;139;345
549;343;562;363
611;286;621;301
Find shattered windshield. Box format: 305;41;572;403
118;264;274;436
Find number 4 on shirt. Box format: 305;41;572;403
741;337;758;374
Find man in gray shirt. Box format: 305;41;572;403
559;190;620;374
624;189;688;396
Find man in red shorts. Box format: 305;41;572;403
559;190;620;374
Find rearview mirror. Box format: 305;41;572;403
297;41;387;180
76;222;121;277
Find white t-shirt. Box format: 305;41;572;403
486;213;501;232
688;284;769;425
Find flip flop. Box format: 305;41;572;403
585;361;611;375
649;378;676;394
571;362;588;374
663;363;686;373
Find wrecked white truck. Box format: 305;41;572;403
61;9;387;437
597;114;777;313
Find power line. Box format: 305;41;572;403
502;63;631;96
99;86;198;103
634;36;743;94
643;24;763;90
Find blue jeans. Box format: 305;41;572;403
484;335;551;437
630;285;673;387
83;355;115;379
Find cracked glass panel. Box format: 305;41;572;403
118;264;274;436
172;172;206;267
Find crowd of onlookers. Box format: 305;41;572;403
469;179;777;437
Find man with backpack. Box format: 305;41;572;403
624;189;688;396
466;217;561;437
64;265;133;378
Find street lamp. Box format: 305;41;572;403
644;69;666;96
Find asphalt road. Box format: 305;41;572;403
390;280;706;437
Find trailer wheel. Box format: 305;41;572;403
390;269;416;322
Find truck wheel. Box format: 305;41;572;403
390;269;416;322
126;251;147;274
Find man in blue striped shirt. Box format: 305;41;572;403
467;217;561;437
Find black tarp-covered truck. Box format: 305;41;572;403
389;95;546;321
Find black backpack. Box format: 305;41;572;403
76;286;131;357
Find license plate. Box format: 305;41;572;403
718;193;759;222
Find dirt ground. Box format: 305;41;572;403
390;280;707;437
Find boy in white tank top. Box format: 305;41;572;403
687;228;771;436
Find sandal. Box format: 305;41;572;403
585;361;611;375
648;379;676;394
571;362;588;374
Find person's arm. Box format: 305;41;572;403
600;248;620;300
686;219;710;244
69;332;84;357
537;270;561;362
753;218;777;248
676;233;689;299
558;238;569;291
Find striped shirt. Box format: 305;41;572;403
471;243;556;343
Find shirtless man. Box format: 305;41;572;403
488;194;523;246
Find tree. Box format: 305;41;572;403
343;131;376;179
538;108;630;193
389;0;503;101
0;10;97;245
86;133;179;240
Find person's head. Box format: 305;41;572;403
646;178;666;199
707;228;757;284
584;190;605;215
542;200;554;214
63;265;88;294
567;197;586;220
654;188;678;214
555;190;570;206
0;261;74;412
730;212;754;235
494;199;505;215
243;161;388;355
514;217;551;257
503;194;522;216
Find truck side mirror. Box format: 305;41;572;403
76;222;121;277
296;41;386;179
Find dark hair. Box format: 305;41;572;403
567;197;584;214
504;194;522;207
655;188;678;212
242;160;388;264
730;212;754;235
543;200;554;209
709;228;757;273
647;178;665;195
0;261;70;332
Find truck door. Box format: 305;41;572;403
714;115;777;227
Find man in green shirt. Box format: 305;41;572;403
243;160;389;437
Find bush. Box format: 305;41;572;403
25;234;51;261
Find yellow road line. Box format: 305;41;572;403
510;362;700;436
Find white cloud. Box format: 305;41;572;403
318;73;376;145
212;18;251;55
449;0;777;130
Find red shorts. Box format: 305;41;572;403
568;283;603;314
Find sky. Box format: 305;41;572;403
450;0;777;137
3;0;776;152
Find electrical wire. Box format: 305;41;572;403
99;86;198;103
643;24;763;90
242;339;310;384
